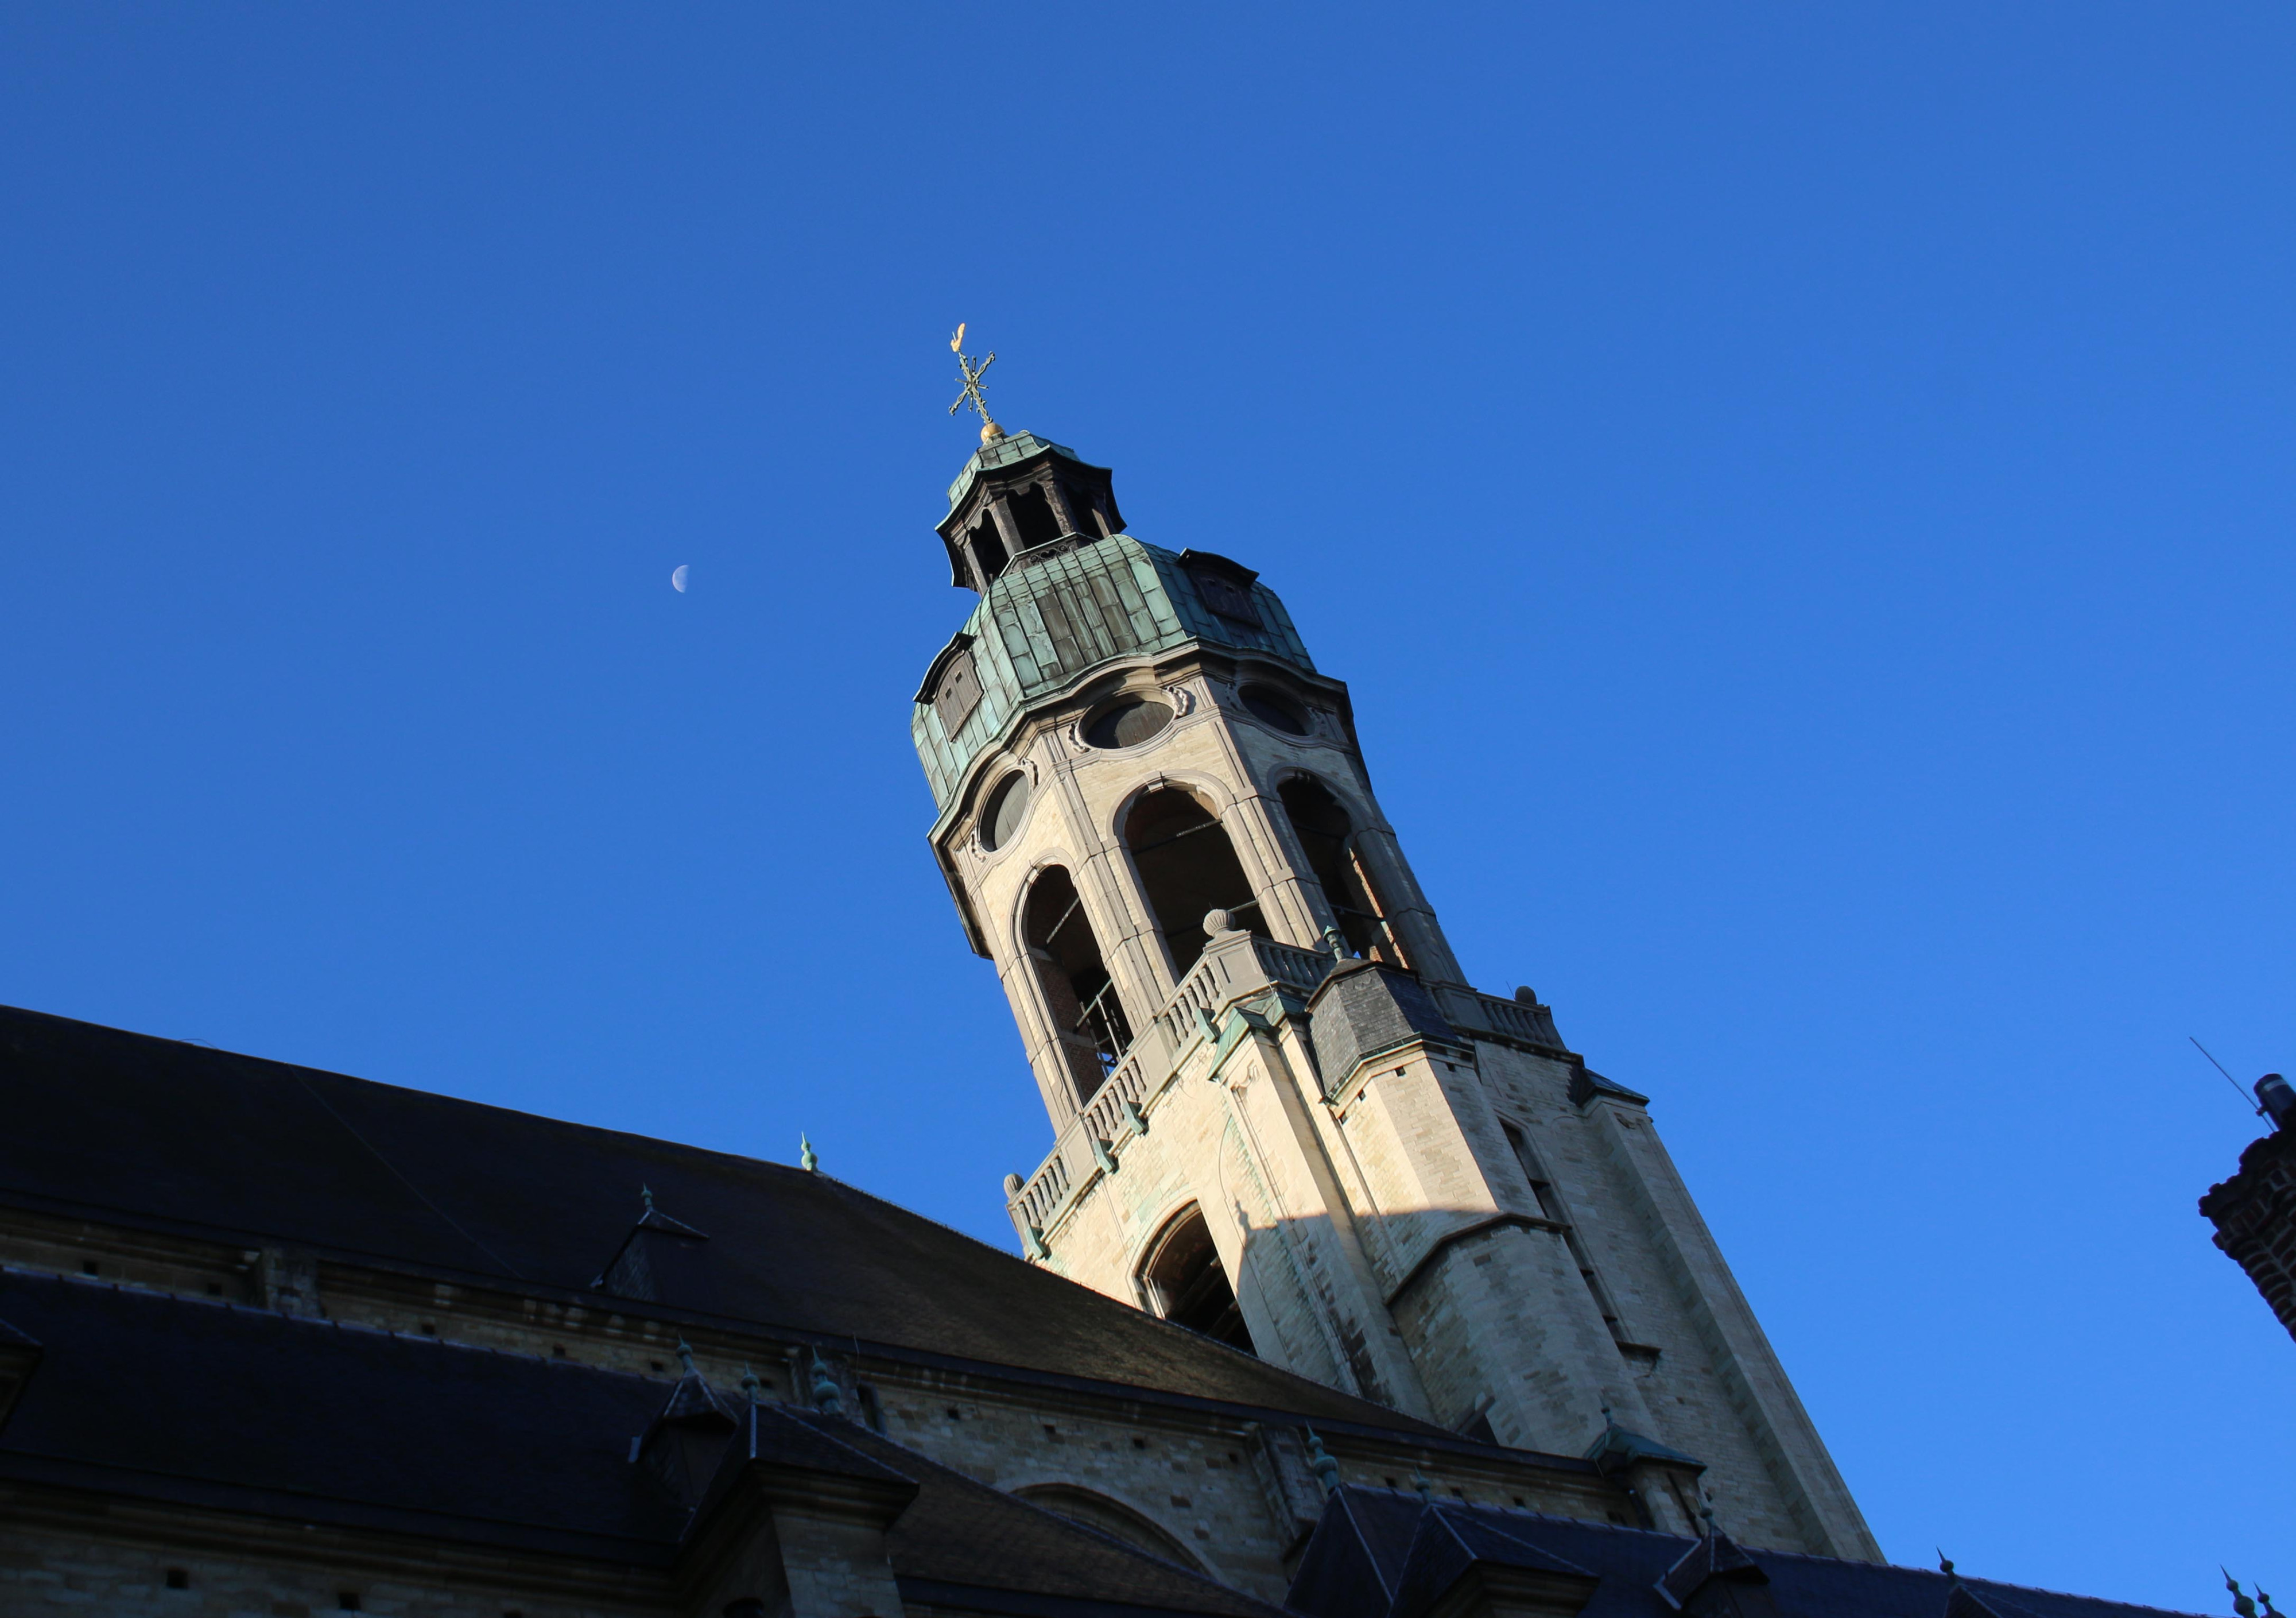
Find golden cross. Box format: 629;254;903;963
949;323;1004;444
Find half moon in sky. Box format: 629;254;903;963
671;564;689;593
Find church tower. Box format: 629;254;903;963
911;354;1880;1562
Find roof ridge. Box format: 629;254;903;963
0;1003;817;1180
0;1265;673;1387
1421;1502;1597;1576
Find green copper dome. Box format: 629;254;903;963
912;533;1315;811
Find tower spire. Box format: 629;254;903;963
949;324;1004;444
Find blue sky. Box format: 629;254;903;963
2;5;2290;1607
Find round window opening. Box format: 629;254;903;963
1083;698;1174;750
982;773;1029;851
1239;685;1309;736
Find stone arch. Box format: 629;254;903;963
1271;771;1408;967
1011;1484;1207;1571
1118;784;1268;981
1135;1203;1255;1354
1019;862;1134;1102
1102;764;1250;845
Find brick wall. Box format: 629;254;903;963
2202;1129;2296;1341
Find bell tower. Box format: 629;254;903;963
911;353;1880;1563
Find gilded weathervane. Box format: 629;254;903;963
949;323;1005;444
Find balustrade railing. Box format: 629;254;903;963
1009;932;1340;1243
1259;936;1337;994
1431;985;1565;1052
1008;943;1572;1253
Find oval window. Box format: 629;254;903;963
982;773;1029;851
1239;685;1309;736
1083;698;1173;750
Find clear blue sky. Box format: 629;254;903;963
2;6;2289;1608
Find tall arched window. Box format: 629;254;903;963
1022;866;1133;1102
1277;776;1408;968
1123;787;1263;980
1138;1206;1255;1354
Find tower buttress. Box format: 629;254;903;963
911;416;1880;1564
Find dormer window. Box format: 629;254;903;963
1182;552;1263;628
933;648;983;735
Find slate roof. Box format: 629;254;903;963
1288;1489;2203;1618
0;1268;686;1561
0;1269;1287;1616
0;1004;1453;1442
1305;961;1464;1095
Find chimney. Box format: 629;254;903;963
2256;1073;2295;1132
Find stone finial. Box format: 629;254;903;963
739;1363;763;1405
1940;1553;1957;1583
809;1349;844;1418
1003;1172;1024;1196
1321;926;1348;961
1411;1470;1434;1502
641;1184;655;1211
1514;986;1538;1005
1305;1426;1341;1496
676;1338;697;1376
1203;908;1235;938
800;1134;819;1172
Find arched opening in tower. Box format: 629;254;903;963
1007;484;1064;550
1138;1206;1255;1354
1022;865;1134;1101
1277;776;1408;968
1123;787;1265;981
968;513;1009;584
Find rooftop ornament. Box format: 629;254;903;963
800;1133;818;1172
809;1349;844;1417
949;323;1005;445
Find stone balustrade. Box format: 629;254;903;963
1006;931;1335;1252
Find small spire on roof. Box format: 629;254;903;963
1411;1470;1434;1502
809;1348;844;1418
2228;1572;2260;1618
739;1363;763;1406
1940;1553;1958;1584
800;1133;818;1172
676;1338;697;1376
1304;1426;1341;1496
641;1184;654;1211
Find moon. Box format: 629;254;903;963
670;564;689;593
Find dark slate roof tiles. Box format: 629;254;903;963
0;1267;688;1560
0;1004;1446;1440
1288;1489;2205;1618
0;1267;1286;1617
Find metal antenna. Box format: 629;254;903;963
2190;1037;2267;1117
